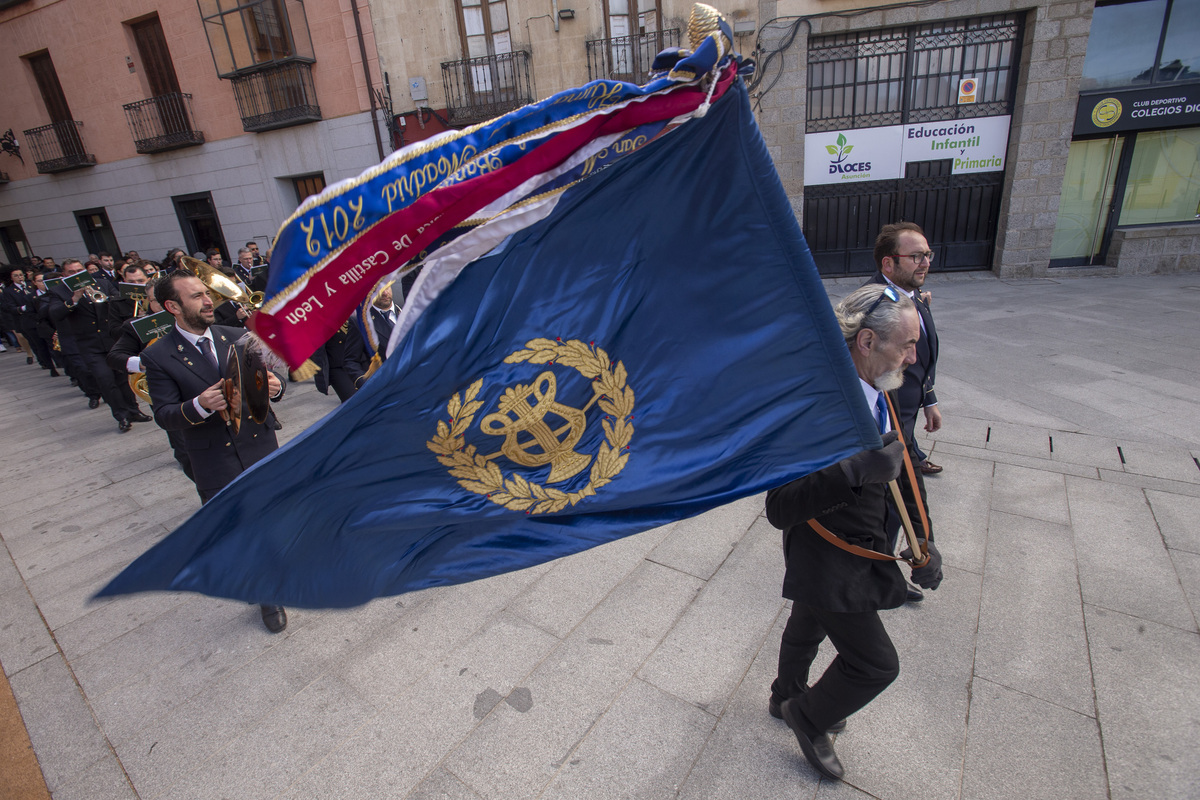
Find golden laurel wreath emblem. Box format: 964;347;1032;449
426;338;635;514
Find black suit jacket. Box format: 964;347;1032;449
766;395;926;613
47;278;120;354
106;319;145;373
370;305;397;359
1;283;32;330
141;325;283;495
865;272;938;420
311;322;369;395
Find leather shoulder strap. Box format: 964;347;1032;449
804;393;931;562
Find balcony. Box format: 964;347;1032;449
229;59;321;133
23;121;96;174
442;51;534;127
123;93;205;154
586;29;681;86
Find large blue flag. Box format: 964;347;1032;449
98;82;879;608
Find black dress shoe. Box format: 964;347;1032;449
770;694;846;733
128;410;152;423
88;397;101;409
919;459;943;475
117;419;133;433
260;604;287;633
49;368;60;377
781;699;844;780
906;585;925;603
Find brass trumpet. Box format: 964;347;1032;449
81;283;109;304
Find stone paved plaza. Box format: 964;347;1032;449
1;272;1198;799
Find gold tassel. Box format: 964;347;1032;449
289;359;321;382
362;353;383;383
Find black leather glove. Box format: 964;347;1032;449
838;431;904;487
901;540;943;590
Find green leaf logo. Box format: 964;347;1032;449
828;133;853;163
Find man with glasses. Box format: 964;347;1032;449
766;283;943;783
867;222;943;603
866;222;942;478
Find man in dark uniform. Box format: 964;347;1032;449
48;259;151;431
108;279;193;482
865;222;942;475
767;283;943;782
311;322;369;403
142;271;288;633
368;281;400;360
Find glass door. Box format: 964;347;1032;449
1049;136;1126;266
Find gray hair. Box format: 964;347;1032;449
237;247;251;257
835;284;915;346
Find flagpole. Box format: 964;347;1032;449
887;479;928;567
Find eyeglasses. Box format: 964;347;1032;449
863;285;900;318
892;251;934;264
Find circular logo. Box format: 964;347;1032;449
428;339;634;515
1092;98;1122;128
960;79;976;94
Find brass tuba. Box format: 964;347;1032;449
177;255;264;310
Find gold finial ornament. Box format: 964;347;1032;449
688;3;731;54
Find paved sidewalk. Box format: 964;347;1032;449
1;272;1198;800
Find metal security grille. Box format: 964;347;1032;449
803;14;1021;275
807;14;1022;132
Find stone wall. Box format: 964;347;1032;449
1105;226;1200;275
752;0;1097;278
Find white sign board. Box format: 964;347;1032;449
803;126;904;186
804;115;1011;185
901;115;1011;173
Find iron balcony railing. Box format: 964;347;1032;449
586;29;680;86
442;51;534;126
229;59;321;133
24;120;96;174
123;93;205;154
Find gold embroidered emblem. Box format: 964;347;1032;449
427;339;634;514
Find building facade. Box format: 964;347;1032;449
365;0;761;147
2;0;1195;278
0;0;385;265
753;0;1197;277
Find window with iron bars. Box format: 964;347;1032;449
806;14;1022;133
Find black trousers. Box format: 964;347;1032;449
20;318;53;368
775;602;899;734
79;351;139;421
327;369;359;403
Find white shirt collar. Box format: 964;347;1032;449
175;325;215;349
859;377;891;434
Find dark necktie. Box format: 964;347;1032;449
198;337;219;371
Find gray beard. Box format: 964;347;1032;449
875;369;905;393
